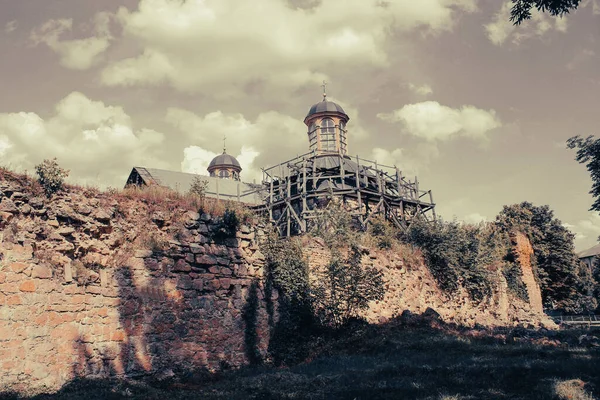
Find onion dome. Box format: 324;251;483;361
208;152;241;170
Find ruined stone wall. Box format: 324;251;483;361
302;236;552;328
0;173;554;395
0;179;273;395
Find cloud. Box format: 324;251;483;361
408;83;433;96
371;142;440;176
4;20;17;34
166;106;309;181
0;92;169;188
31;13;113;70
377;101;501;141
485;1;569;46
463;213;488;224
99;0;477;95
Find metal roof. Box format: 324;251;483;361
126;167;264;205
579;243;600;258
305;100;348;120
208;152;241;170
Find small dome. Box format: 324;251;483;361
305;100;348;120
208;152;241;170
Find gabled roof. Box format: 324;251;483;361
125;167;265;205
579;243;600;258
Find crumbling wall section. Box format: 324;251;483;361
0;180;273;394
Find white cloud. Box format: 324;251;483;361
31;13;113;70
4;20;17;34
564;212;600;251
371;142;440;177
408;83;433;96
377;101;501;141
98;0;477;95
167;106;309;181
0;92;169;188
463;213;488;224
485;1;569;46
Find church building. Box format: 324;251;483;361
125;86;436;235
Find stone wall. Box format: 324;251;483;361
303;236;552;328
0;172;553;395
0;178;274;394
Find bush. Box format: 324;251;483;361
35;158;69;197
311;246;385;327
308;199;357;248
212;208;240;240
405;219;496;302
368;215;397;249
188;176;209;208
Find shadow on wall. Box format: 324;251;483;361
66;244;271;384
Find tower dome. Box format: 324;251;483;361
207;151;242;180
304;83;350;155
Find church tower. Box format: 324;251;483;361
303;82;349;156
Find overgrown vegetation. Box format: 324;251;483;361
35;158;69;197
312;246;385;327
404;219;501;302
496;202;595;313
187;176;209;209
211;208;241;240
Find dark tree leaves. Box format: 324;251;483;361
510;0;582;25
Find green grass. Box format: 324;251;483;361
3;319;599;400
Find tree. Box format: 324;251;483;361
496;202;593;312
311;246;385;327
510;0;582;25
567;135;600;212
35;158;69;197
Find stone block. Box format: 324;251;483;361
32;265;52;279
64;263;73;283
19;280;35;292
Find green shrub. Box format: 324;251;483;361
188;176;209;208
35;158;69;197
368;215;397;249
312;246;385;327
309;199;357;248
405;219;495;302
212;208;240;240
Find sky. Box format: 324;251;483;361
1;0;600;251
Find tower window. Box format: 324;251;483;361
339;121;347;154
320;118;336;152
308;123;318;151
219;170;231;179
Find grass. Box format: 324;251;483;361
3;319;598;400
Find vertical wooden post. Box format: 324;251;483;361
340;155;345;190
356;155;364;228
286;176;291;236
302;158;307;232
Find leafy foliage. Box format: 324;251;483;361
568;135;600;212
308;199;358;248
312;246;385;327
212;208;240;240
35;158;69;197
187;175;209;208
368;215;397;249
510;0;581;25
496;202;593;312
405;219;497;302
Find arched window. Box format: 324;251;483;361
308;122;318;151
219;170;230;179
339;121;347;154
320;118;336;152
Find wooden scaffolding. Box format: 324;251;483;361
256;151;436;237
